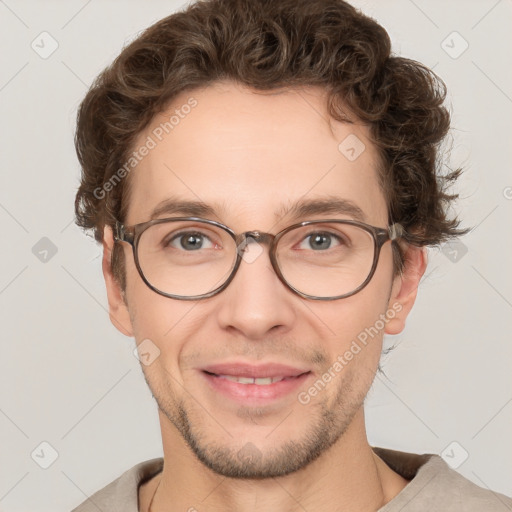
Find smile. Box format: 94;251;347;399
205;372;298;385
200;368;312;403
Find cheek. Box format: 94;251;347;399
123;259;198;359
309;246;395;363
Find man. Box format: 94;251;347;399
71;0;512;510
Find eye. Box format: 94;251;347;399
167;231;215;251
298;231;344;251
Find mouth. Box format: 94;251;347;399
203;372;301;385
199;363;312;402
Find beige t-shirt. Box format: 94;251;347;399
71;447;512;511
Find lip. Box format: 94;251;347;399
199;362;312;403
201;362;310;379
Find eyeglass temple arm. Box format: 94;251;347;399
388;223;424;246
113;222;135;245
389;223;404;241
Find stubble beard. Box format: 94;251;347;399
148;369;369;479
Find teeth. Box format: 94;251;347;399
217;375;287;385
255;377;272;385
238;377;255;384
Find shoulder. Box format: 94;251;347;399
374;447;512;512
418;456;512;510
71;458;164;512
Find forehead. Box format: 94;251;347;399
125;81;387;228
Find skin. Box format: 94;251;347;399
102;81;427;512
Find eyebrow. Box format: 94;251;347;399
149;196;366;223
150;198;217;220
276;197;366;223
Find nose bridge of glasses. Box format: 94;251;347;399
235;231;275;252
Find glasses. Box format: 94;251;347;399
114;217;404;301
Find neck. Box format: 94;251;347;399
141;408;408;512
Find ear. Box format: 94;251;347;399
385;245;427;335
102;225;133;337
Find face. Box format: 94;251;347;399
103;81;424;478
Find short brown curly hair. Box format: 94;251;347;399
74;0;466;291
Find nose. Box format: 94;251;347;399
215;238;297;340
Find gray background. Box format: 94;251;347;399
0;0;511;510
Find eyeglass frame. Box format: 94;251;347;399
113;216;405;301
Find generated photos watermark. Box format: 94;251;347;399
93;97;198;200
297;302;402;405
